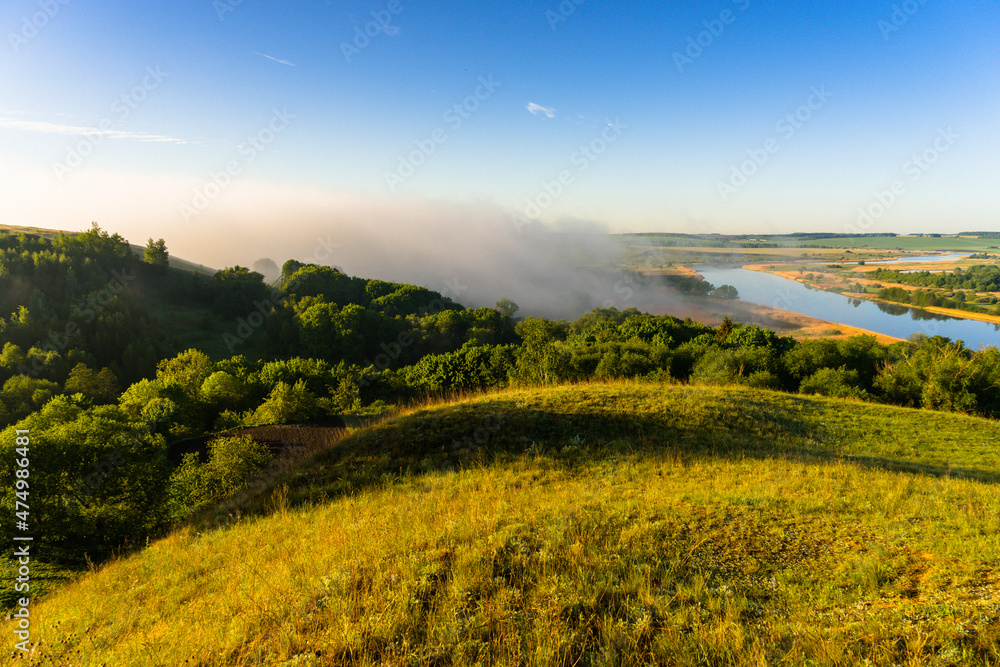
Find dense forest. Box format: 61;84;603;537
2;226;1000;574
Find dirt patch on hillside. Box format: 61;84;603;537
167;416;347;465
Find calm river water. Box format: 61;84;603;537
868;252;972;265
697;265;1000;350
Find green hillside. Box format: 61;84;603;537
0;225;73;241
13;383;1000;666
0;223;216;274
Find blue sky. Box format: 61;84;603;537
0;0;998;265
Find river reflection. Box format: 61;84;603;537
696;266;1000;349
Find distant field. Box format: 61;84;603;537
793;235;999;252
19;383;1000;666
614;232;1000;254
625;245;854;258
619;245;893;273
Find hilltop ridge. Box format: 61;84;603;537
13;383;1000;666
0;223;217;275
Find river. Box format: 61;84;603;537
868;252;972;265
696;265;1000;350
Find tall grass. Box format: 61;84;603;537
10;383;1000;666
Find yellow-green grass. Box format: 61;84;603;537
11;384;1000;666
794;236;999;252
0;224;79;240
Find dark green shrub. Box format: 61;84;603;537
799;367;868;399
167;435;273;521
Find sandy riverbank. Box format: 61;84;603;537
680;296;906;345
743;264;1000;327
637;266;906;344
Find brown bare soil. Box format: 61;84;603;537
167;416;347;465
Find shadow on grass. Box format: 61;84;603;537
195;387;1000;531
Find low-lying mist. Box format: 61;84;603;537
0;168;687;320
172;185;685;320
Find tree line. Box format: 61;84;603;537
871;264;1000;315
871;265;1000;293
1;227;999;576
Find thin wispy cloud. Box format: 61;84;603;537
255;52;296;66
347;14;401;36
526;102;556;118
0;117;187;144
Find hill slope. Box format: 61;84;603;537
0;223;217;274
12;384;1000;666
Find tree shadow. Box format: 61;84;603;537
197;391;1000;530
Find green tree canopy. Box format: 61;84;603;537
143;238;169;269
156;349;212;399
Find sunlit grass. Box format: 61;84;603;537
12;383;1000;666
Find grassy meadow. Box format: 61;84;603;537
10;383;1000;666
792;236;999;252
616;233;1000;271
